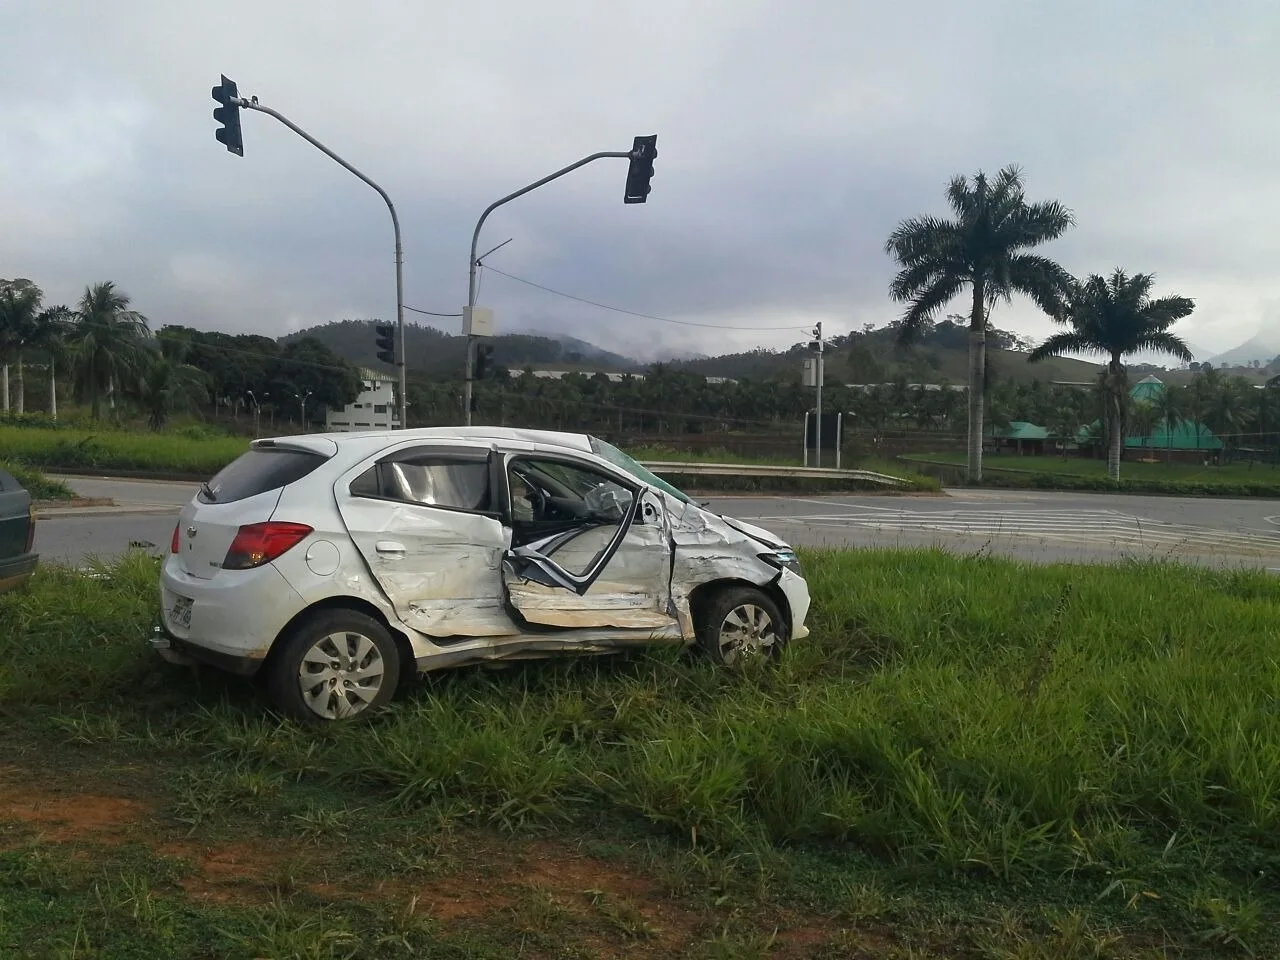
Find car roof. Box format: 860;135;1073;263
255;426;595;459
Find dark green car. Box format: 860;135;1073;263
0;468;37;593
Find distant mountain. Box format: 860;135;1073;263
283;320;641;379
282;317;1104;386
670;318;1102;386
1206;334;1280;369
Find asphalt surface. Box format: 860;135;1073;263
31;477;1280;570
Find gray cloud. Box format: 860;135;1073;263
3;0;1278;364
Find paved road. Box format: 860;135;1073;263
704;489;1280;568
31;477;1280;570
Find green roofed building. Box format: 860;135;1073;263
990;420;1051;454
992;376;1223;459
1079;375;1222;454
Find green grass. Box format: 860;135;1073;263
0;424;250;477
0;461;75;500
906;452;1280;497
1;550;1278;955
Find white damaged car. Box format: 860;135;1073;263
153;427;810;723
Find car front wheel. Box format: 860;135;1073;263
268;609;401;723
696;586;787;667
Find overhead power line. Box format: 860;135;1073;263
404;305;463;318
480;265;802;332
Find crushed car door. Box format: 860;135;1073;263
336;445;519;638
500;455;675;630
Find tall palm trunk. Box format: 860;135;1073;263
1106;359;1123;481
966;280;986;483
1;364;8;414
15;353;23;415
49;362;57;420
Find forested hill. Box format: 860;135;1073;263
287;316;1103;386
281;320;640;379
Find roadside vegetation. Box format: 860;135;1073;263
0;460;74;500
1;549;1277;957
0;423;249;477
903;452;1280;498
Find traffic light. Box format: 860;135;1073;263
374;323;396;365
212;75;244;156
623;134;657;204
474;343;494;380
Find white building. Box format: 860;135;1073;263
325;368;400;432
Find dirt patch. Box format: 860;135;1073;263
157;839;302;905
0;788;146;844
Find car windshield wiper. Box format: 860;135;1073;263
200;481;217;502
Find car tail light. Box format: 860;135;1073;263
170;523;181;554
222;522;313;570
25;507;35;554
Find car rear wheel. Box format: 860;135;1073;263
696;586;787;667
268;609;401;723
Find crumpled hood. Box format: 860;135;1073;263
717;515;789;551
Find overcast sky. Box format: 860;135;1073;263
3;0;1278;363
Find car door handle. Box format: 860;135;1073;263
375;540;407;556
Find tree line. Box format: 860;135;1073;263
0;279;362;429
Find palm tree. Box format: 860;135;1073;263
66;282;150;419
137;352;209;430
1129;400;1160;460
885;165;1074;482
1153;383;1184;462
0;278;43;414
1029;270;1194;480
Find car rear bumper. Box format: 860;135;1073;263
150;621;263;676
159;555;307;673
0;553;38;593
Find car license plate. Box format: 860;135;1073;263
170;596;193;630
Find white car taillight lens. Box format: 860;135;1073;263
222;522;313;570
170;523;181;554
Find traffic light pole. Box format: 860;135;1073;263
231;96;407;430
463;149;634;425
812;322;824;467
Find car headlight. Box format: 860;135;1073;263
759;549;802;575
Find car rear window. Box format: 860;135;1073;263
202;448;328;504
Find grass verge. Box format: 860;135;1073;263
0;461;75;500
0;424;250;478
1;549;1277;956
903;452;1280;497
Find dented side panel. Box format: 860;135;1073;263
665;496;787;639
338;496;521;638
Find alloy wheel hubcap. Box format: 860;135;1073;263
718;603;778;665
298;631;384;720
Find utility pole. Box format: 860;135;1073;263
247;390;265;438
463;136;658;425
211;76;407;430
295;390;312;429
806;322;825;466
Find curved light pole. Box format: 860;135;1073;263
463;137;657;425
